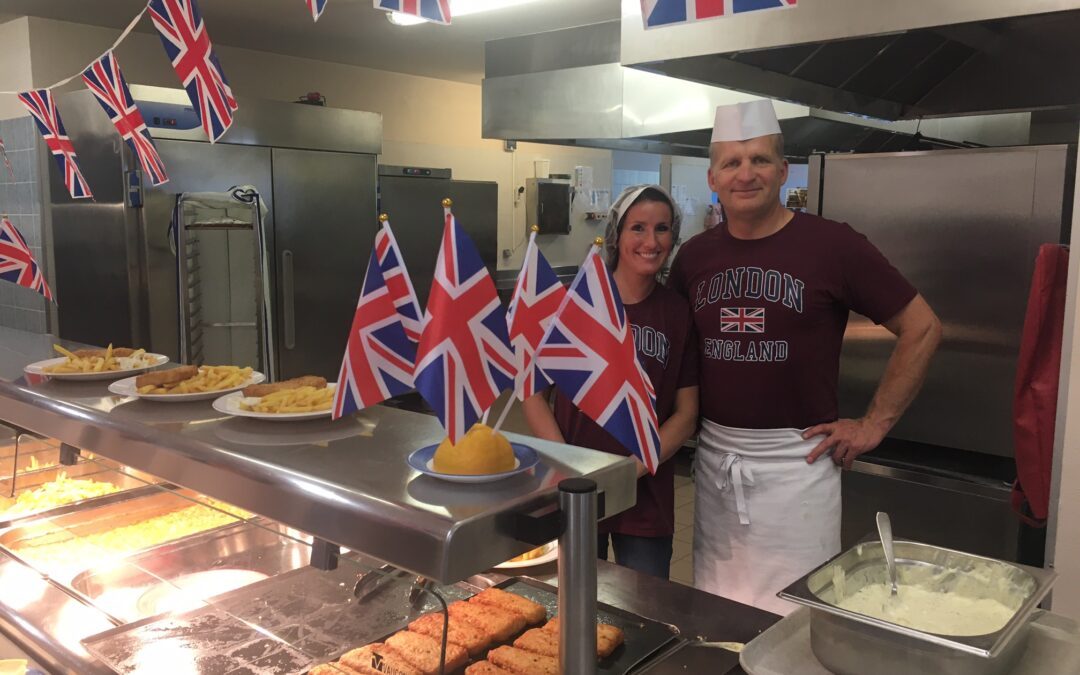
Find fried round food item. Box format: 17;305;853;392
242;375;326;398
135;365;197;388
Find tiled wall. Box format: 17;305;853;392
0;116;47;333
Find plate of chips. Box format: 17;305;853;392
494;541;559;569
25;345;168;381
212;383;337;421
108;366;264;402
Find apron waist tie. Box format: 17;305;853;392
716;452;754;525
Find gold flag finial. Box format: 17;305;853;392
441;198;453;208
378;213;389;222
530;224;540;233
594;237;604;246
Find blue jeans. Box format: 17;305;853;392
597;532;673;579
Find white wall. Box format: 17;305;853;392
0;18;32;120
22;16;613;270
1048;128;1080;620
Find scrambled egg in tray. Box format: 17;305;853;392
12;499;250;571
0;472;121;518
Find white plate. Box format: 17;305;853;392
211;385;336;421
24;354;169;381
108;370;265;402
494;541;559;570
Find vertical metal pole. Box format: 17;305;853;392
558;477;597;675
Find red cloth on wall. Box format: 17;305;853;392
1012;244;1069;525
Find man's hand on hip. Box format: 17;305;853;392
802;418;889;470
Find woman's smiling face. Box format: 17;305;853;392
617;199;674;278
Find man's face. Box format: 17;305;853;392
707;135;789;220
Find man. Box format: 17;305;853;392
668;99;942;615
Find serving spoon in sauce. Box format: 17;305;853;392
876;511;899;597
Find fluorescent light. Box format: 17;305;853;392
386;11;428;25
452;0;541;17
386;0;542;25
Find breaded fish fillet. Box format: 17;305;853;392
408;611;492;656
487;646;559;675
73;347;135;358
540;617;626;656
243;375;327;397
135;365;197;388
447;600;526;642
340;644;421;675
469;588;546;624
464;662;514;675
309;663;368;675
385;630;468;674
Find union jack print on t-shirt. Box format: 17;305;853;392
720;307;765;333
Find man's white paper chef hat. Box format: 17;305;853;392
711;99;782;143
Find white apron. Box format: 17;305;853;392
692;419;841;616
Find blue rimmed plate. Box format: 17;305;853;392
407;443;540;483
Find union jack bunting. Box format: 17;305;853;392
535;245;661;474
0;217;53;302
148;0;238;142
506;231;566;401
374;0;451;25
0;137;14;181
332;228;418;419
720;307;765;333
83;53;169;186
306;0;328;20
17;90;93;200
414;207;514;442
376;220;422;343
642;0;796;29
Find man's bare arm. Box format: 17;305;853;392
804;294;942;469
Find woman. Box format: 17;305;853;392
523;185;699;579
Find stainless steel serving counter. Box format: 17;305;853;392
0;327;638;584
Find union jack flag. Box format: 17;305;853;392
642;0;796;29
535;245;661;474
83;53;169;186
17;90;93;200
415;208;514;443
332;223;418;419
507;231;566;401
720;307;765;333
306;0;328;20
148;0;238;142
376;219;422;343
374;0;451;25
0;217;53;302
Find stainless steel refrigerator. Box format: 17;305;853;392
44;86;382;381
376;165;498;309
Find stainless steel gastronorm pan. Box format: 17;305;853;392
70;521;311;622
0;488;247;584
779;540;1056;675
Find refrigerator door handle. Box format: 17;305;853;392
282;249;296;350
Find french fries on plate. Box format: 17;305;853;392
44;344;151;374
136;365;254;395
239;376;334;413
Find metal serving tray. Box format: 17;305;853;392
70;521;312;623
779;540;1057;675
0;488;248;584
0;464;160;530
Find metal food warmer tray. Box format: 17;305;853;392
0;330;639;673
778;539;1057;675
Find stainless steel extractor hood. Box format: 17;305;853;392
620;0;1080;121
483;22;1029;158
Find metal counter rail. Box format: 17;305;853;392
0;328;638;587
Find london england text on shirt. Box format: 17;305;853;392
694;266;805;364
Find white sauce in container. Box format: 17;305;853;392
834;582;1016;636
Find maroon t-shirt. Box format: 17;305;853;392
668;211;917;429
553;284;698;537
